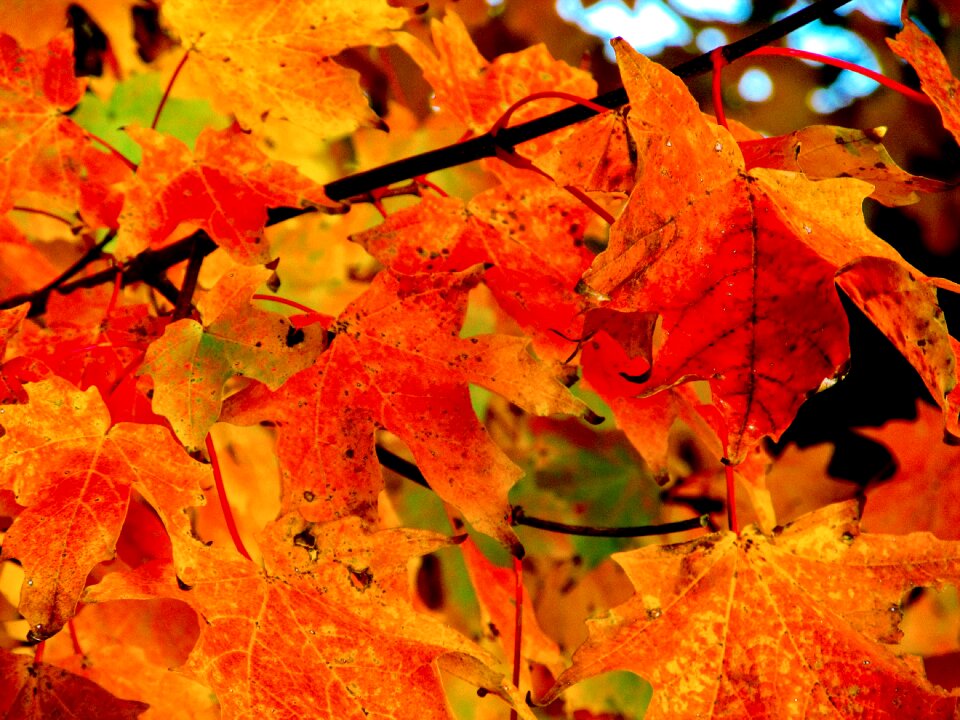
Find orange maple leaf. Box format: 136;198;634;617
537;501;960;719
581;39;916;460
0;304;27;360
351;182;596;358
858;401;960;540
116;125;342;264
84;516;534;720
40;594;217;719
0;32;128;227
138;264;328;451
836;257;960;436
887;19;960;146
739;125;949;207
160;0;408;137
221;267;596;551
0;647;149;719
0;377;208;639
397;10;596;180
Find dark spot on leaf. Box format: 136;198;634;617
349;566;374;591
286;326;305;346
294;528;317;549
303;490;316;502
176;576;193;591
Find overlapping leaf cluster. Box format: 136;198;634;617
1;1;960;718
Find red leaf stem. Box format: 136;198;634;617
205;433;253;561
510;555;523;720
711;47;730;130
152;50;191;131
747;46;934;106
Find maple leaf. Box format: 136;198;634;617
221;267;595;551
397;10;596;180
0;647;149;719
84;515;534;720
160;0;408;137
5;298;166;424
857;401;960;540
459;537;564;675
0;218;62;299
138;264;328;451
835;257;960;437
350;181;596;357
0;32;129;226
739;125;949;207
887;19;960;145
115;125;342;264
537;501;960;719
0;377;208;640
581;39;917;460
0;304;27;360
537;105;641;194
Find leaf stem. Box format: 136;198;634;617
711;48;730;130
206;433;253;561
152;50;191;131
67;618;84;656
85;130;137;171
724;462;740;534
12;205;79;229
510;555;523;720
747;46;933;105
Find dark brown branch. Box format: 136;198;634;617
511;506;708;538
0;230;216;317
171;231;209;321
5;231;115;317
323;0;853;201
376;444;428;487
378;445;707;539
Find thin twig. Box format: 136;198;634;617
378;445;708;538
1;232;115;316
0;230;216;317
171;231;208;321
512;506;708;538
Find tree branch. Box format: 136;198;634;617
377;445;706;539
171;231;209;321
323;0;853;200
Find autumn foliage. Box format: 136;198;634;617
2;0;960;718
